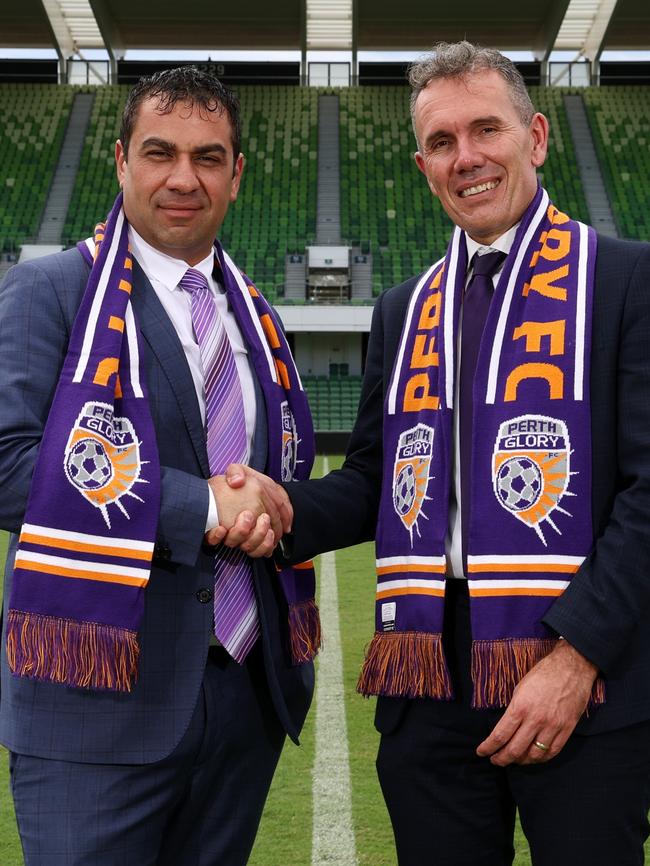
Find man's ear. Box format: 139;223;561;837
230;152;245;202
115;139;126;188
529;113;549;169
414;150;439;199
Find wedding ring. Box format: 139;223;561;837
533;740;549;752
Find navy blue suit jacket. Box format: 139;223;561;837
286;234;650;736
0;247;314;763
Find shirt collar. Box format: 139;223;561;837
465;221;519;267
128;226;215;292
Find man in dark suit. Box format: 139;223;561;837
0;67;311;866
227;42;650;865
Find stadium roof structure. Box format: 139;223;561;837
1;0;649;62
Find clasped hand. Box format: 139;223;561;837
204;465;291;558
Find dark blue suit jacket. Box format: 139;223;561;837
286;234;650;736
0;247;314;763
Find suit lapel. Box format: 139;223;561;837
130;261;210;477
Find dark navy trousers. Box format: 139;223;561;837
376;580;650;866
10;644;285;866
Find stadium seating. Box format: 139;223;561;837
528;87;590;222
339;86;452;295
220;86;318;302
339;86;593;295
63;85;130;244
303;374;362;431
0;84;74;249
583;86;650;240
63;85;318;304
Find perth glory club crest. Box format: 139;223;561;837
492;414;575;545
64;401;148;528
280;401;299;482
392;423;434;544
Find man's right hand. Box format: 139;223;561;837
205;469;293;557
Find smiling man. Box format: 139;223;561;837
0;67;316;866
224;41;650;865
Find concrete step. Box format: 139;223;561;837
563;93;618;238
37;93;95;244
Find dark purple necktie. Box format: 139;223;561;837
180;268;259;662
459;251;506;572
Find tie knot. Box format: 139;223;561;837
471;250;506;279
179;268;210;295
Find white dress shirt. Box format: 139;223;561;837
128;228;257;529
445;223;519;578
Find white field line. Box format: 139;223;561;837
311;456;358;865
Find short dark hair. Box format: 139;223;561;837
119;66;241;168
408;41;535;146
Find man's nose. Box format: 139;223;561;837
453;137;485;173
165;156;200;192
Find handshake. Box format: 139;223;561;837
205;464;293;558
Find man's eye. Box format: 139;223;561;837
146;150;169;159
197;155;221;164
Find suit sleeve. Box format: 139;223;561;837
285;291;387;563
0;260;208;569
0;261;69;533
543;244;650;673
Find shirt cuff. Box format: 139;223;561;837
205;483;219;531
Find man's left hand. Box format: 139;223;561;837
476;640;598;766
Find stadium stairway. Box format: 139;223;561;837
350;248;373;298
563;94;618;237
37;93;95;244
316;94;342;244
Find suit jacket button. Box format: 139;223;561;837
196;588;213;604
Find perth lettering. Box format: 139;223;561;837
403;268;444;413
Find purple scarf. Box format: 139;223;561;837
358;188;604;708
7;194;318;692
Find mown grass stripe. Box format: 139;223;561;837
312;456;358;866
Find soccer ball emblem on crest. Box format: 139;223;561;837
394;463;417;516
392;423;434;543
492;414;573;545
66;438;113;490
495;456;542;512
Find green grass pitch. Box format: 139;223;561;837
0;461;648;863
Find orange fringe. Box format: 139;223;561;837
471;638;606;709
6;609;139;692
288;599;322;664
357;631;452;699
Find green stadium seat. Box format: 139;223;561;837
583;87;650;241
0;84;75;249
63;84;319;304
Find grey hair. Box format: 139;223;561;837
408;41;535;146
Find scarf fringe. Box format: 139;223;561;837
357;631;453;699
471;638;606;709
6;610;139;692
288;599;322;664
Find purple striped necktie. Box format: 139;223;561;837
180;267;259;662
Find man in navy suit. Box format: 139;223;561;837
227;42;650;865
0;67;310;866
